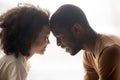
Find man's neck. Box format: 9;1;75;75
83;33;98;54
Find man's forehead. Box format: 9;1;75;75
51;27;61;36
52;23;67;31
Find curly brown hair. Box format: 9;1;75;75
0;3;50;58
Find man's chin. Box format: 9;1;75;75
70;52;78;56
69;48;80;56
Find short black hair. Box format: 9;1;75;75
50;4;90;28
0;4;50;58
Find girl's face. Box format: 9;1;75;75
30;26;50;55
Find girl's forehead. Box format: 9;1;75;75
40;26;50;35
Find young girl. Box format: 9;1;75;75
0;4;50;80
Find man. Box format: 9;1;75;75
50;4;120;80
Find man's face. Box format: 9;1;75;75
51;25;81;56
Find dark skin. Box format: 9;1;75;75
50;4;120;80
51;23;97;56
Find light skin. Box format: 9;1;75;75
25;26;50;60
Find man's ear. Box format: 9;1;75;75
71;23;82;36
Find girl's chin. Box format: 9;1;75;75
34;50;45;55
39;49;45;55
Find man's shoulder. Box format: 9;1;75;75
99;34;120;47
101;34;120;42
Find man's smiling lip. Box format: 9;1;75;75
60;46;70;52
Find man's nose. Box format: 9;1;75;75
57;38;61;46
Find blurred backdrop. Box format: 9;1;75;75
0;0;120;80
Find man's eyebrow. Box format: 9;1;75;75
55;34;63;38
52;31;58;35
